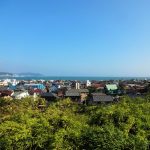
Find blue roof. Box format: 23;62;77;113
24;84;45;90
9;85;16;90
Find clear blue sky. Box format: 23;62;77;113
0;0;150;76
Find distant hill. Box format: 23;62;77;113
0;72;13;76
0;72;44;77
18;72;44;77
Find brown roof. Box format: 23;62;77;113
0;90;13;96
92;83;105;88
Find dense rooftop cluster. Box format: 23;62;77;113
0;78;150;104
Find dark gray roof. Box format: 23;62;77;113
92;93;106;96
0;87;8;91
41;92;59;98
67;89;89;93
79;89;89;93
65;89;89;97
92;95;113;102
65;91;80;97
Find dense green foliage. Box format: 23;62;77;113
0;96;150;150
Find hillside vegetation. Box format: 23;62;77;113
0;96;150;150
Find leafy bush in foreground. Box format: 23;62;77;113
0;96;149;149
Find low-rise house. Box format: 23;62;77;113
80;81;87;89
105;84;118;95
57;89;66;98
40;92;59;101
0;90;14;97
0;79;12;86
65;89;89;102
86;80;91;87
91;83;105;93
12;91;29;99
24;84;45;90
92;83;105;89
50;83;59;92
8;79;19;86
65;89;80;101
9;85;17;90
106;84;118;91
134;85;147;94
0;87;9;91
89;93;114;104
29;89;43;95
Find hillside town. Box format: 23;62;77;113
0;78;150;104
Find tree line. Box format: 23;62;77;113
0;95;150;150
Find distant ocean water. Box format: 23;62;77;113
0;76;149;81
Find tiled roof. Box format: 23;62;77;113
0;87;8;91
67;89;89;93
92;93;106;96
92;95;113;102
65;89;89;97
65;92;80;97
41;92;59;98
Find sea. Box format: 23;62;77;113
0;76;149;81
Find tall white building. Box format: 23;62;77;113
76;82;80;89
86;80;91;87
